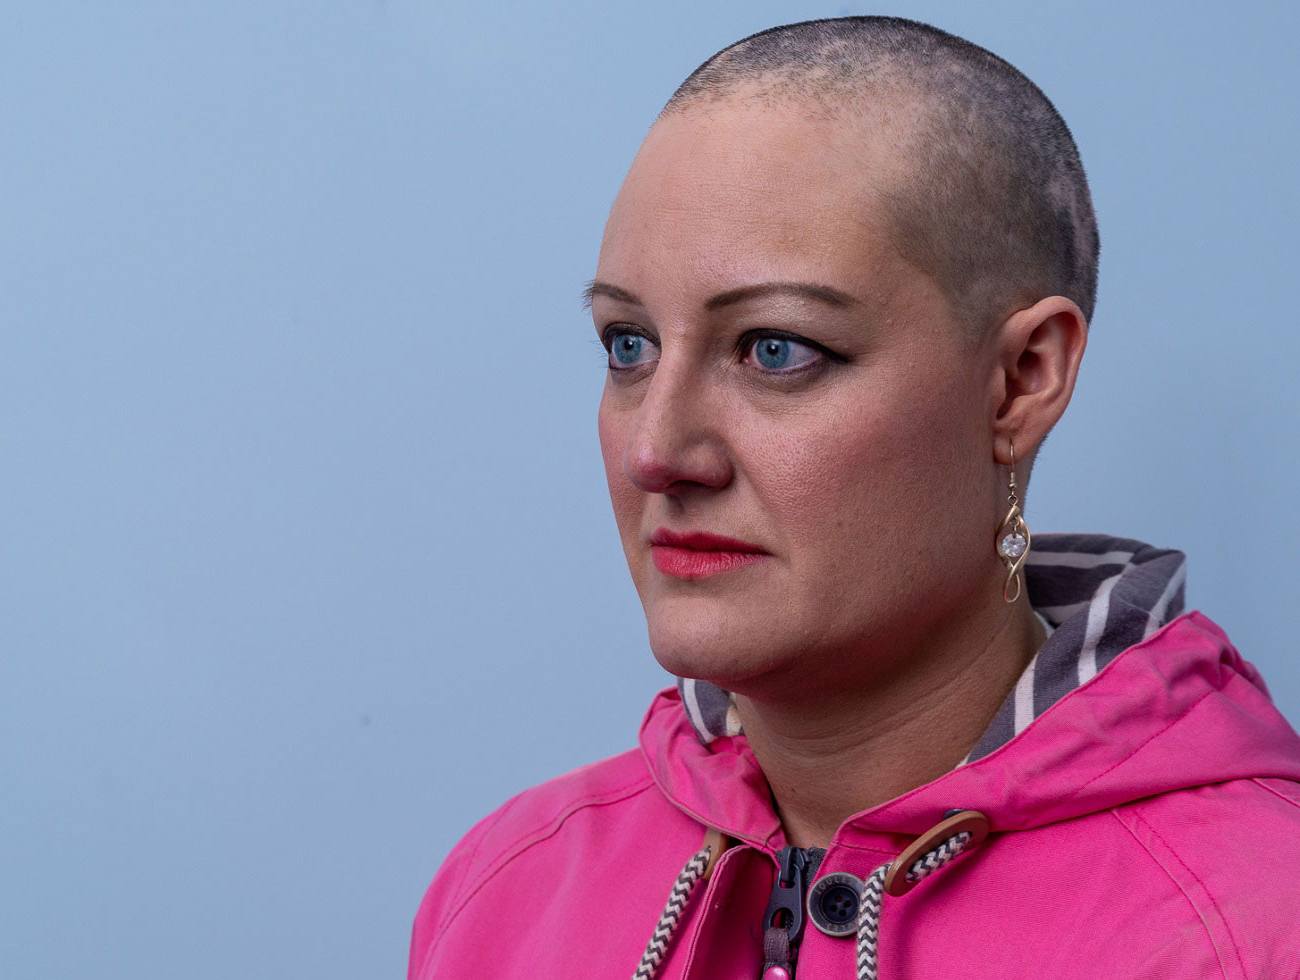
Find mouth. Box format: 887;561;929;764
648;527;771;580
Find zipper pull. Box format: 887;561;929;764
759;846;825;978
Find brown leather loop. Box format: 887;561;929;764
700;827;733;881
883;809;990;897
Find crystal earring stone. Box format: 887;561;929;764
999;531;1028;559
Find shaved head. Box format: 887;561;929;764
659;15;1099;348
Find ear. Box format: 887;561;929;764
989;295;1089;471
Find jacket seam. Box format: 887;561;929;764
1250;775;1300;810
678;843;743;976
430;792;523;937
412;792;530;980
827;841;899;857
413;797;523;980
1108;807;1243;978
418;776;656;973
1069;687;1216;799
1129;807;1248;977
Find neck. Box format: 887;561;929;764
733;584;1047;849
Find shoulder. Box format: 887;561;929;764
422;744;656;895
1114;774;1300;864
1110;776;1300;976
407;746;665;975
465;745;656;860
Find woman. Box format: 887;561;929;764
408;16;1300;979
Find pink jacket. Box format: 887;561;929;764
408;534;1300;978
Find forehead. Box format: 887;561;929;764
598;99;915;309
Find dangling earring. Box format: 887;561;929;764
996;439;1031;603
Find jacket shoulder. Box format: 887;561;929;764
1112;776;1300;977
1118;774;1300;854
407;746;658;978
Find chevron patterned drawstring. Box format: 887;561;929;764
855;829;973;980
633;815;983;979
632;833;725;980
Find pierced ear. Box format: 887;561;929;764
992;433;1031;469
992;436;1014;468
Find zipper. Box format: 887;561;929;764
759;845;826;979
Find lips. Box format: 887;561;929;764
649;528;768;553
649;527;770;580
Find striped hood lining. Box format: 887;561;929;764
676;532;1189;766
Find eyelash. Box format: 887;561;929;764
600;327;837;378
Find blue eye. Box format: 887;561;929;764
607;332;659;370
747;335;820;373
602;329;828;377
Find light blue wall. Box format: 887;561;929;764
2;2;1295;977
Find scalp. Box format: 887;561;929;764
658;15;1100;350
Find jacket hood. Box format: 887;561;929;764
640;532;1300;848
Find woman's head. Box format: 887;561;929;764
585;17;1090;698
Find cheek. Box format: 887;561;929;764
596;396;619;481
743;379;981;582
751;411;906;543
597;396;639;526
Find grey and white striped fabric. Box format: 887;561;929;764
675;532;1188;765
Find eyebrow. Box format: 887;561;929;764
579;278;861;312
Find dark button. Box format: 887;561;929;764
806;871;865;937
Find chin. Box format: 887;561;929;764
645;613;785;686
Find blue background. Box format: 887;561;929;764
2;2;1296;977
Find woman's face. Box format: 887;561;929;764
591;99;1005;697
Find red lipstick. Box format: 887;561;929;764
649;527;771;580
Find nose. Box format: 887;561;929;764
622;357;732;496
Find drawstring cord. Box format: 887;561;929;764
632;811;988;979
855;828;973;980
632;829;729;980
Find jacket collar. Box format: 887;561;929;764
638;532;1300;849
